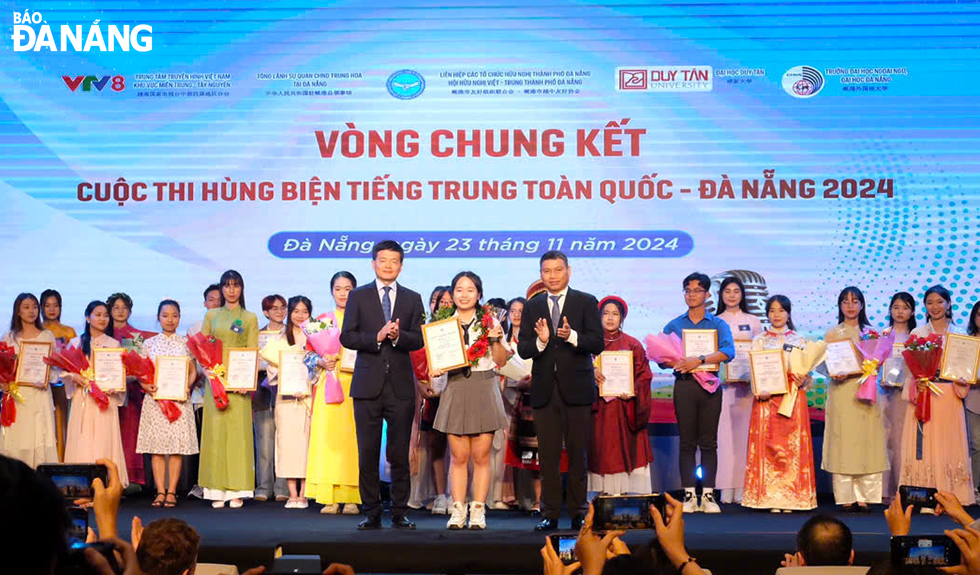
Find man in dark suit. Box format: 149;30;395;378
340;240;425;530
518;251;604;531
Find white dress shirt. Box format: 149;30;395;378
536;286;579;351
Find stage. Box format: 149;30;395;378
114;494;970;574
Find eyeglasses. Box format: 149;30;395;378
683;289;706;295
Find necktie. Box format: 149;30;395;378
382;286;392;322
550;295;561;331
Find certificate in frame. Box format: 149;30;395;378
823;339;864;379
338;347;357;373
682;329;719;372
153;356;190;401
15;340;52;387
422;317;469;373
598;350;634;398
92;347;127;393
277;349;311;398
225;348;259;392
940;333;980;385
749;349;789;397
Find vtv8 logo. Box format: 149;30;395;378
63;75;125;92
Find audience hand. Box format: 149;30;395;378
83;537;140;575
131;516;143;550
885;498;913;537
323;564;356;575
74;458;122;539
937;491;975;527
941;527;980;575
575;504;625;575
608;536;630;559
652;493;696;572
242;567;266;575
781;553;803;568
541;537;581;575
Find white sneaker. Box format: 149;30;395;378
211;500;226;509
432;494;449;515
682;490;699;513
468;502;486;530
285;499;297;509
770;508;782;513
446;501;467;530
700;491;721;514
296;498;309;509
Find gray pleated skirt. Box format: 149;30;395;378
433;369;509;435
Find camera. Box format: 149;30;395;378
549;533;578;565
899;485;938;510
592;493;666;531
891;535;961;567
37;464;108;500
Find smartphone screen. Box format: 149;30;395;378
550;534;577;565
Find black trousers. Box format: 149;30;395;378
353;377;415;520
673;376;723;488
533;384;591;520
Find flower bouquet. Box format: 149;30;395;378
0;342;20;426
185;333;229;410
644;332;719;392
43;345;109;410
121;351;181;423
778;340;828;418
902;333;944;424
854;329;897;403
302;313;343;404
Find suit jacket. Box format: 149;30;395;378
517;287;604;408
340;280;425;401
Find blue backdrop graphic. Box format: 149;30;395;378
1;0;978;340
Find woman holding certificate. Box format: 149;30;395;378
967;301;980;492
65;301;129;487
878;292;916;505
40;288;74;462
1;293;59;468
264;295;317;509
821;287;886;511
742;296;817;512
430;271;509;530
136;300;199;508
199;270;259;508
715;277;763;505
307;272;362;515
898;285;975;506
588;296;653;496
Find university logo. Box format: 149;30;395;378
615;66;712;92
386;70;425;100
618;69;647;90
782;65;824;98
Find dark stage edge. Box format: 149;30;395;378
115;495;974;574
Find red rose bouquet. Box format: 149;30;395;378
121;351;181;423
185;333;229;411
0;343;20;426
43;345;109;411
902;333;944;424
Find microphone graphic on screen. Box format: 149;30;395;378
706;270;771;326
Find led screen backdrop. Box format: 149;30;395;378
2;0;978;340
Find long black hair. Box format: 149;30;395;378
968;301;980;337
837;286;870;329
716;276;749;315
219;270;247;309
39;289;63;322
285;296;313;346
10;293;43;333
923;284;953;320
80;300;108;356
506;297;526;340
765;295;795;331
887;292;917;332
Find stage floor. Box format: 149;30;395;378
113;494;975;574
